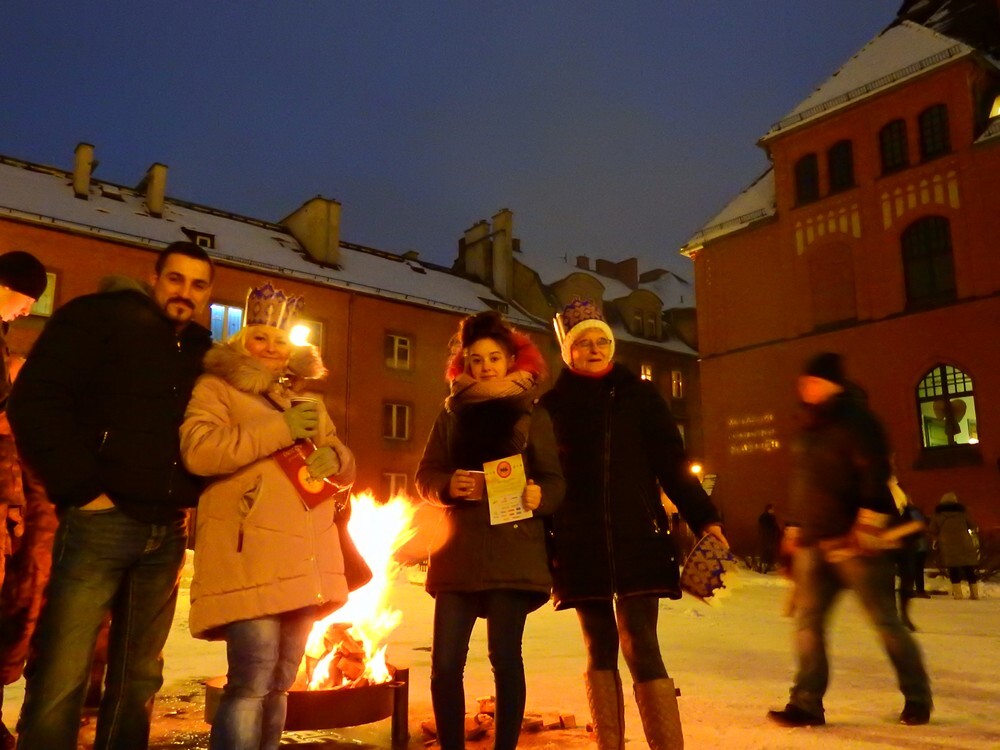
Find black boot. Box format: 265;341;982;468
899;594;917;632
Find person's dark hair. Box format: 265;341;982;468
458;310;517;354
155;241;215;281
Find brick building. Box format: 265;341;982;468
680;2;1000;552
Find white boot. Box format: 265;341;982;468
969;582;980;600
951;583;964;600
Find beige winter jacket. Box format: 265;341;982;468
181;342;355;640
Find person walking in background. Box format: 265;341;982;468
416;311;564;750
929;492;980;600
768;353;932;729
8;242;214;750
181;284;355;750
0;251;49;749
888;473;929;631
541;299;725;750
757;504;782;574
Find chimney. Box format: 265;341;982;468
490;208;513;300
616;257;639;290
281;196;342;267
576;255;590;270
137;163;168;217
460;220;491;284
72;142;95;199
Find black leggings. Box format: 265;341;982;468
576;595;667;683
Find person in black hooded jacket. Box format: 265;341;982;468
416;311;564;750
540;298;725;750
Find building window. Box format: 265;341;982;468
645;314;657;339
632;309;643;335
794;153;820;205
383;402;411;441
879;119;909;174
383;472;408;499
385;334;411;370
676;421;686;446
182;228;216;249
671;370;684;400
210;303;243;342
640;364;653;381
916;365;977;448
827;140;854;193
918;104;950;160
901;216;956;308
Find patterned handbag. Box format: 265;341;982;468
680;533;735;601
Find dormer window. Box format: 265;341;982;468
990;94;1000;119
182;228;216;249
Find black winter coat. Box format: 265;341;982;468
9;288;212;523
416;390;565;600
540;364;720;609
788;388;896;546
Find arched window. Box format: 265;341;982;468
879;119;909;174
827;140;854;193
916;365;977;448
901;216;956;308
794;153;820;205
919;104;950;160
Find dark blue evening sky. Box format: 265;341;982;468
1;1;900;276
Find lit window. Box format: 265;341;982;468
827;140;854;193
916;365;977;448
879;119;909;174
383;402;411;440
794;153;820;205
990;94;1000;119
918;104;950;160
640;364;653;381
210;303;243;342
385;334;412;370
671;370;684;400
384;472;408;499
183;228;216;249
901;216;956;309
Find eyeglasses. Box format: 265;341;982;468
572;337;612;351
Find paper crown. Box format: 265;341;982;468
552;298;615;366
244;282;305;332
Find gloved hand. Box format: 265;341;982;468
283;402;319;440
306;445;341;480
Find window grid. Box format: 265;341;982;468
919;104;950;160
383;402;411;440
209;303;243;342
902;216;955;307
671;370;684;400
916;365;977;448
879;119;909;174
640;364;653;381
385;334;412;370
827;140;854;193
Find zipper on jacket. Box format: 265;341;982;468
237;524;244;552
603;386;618;593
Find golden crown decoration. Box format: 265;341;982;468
244;282;306;332
553;297;606;346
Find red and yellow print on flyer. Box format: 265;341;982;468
271;440;338;510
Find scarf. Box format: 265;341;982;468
445;369;537;412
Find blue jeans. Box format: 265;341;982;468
789;547;932;717
16;505;187;750
209;609;316;750
430;590;539;750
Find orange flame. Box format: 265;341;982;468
301;492;416;689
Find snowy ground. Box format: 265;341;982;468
5;555;998;749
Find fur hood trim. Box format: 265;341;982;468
202;341;328;394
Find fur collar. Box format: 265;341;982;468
202;341;327;394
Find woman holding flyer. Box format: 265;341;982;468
180;283;355;750
541;298;726;750
416;311;564;750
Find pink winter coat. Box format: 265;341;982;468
180;342;355;640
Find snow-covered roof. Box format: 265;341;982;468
976;116;1000;143
764;21;974;139
519;249;635;300
0;156;536;326
680;169;775;255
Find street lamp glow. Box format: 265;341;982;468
290;324;312;346
690;462;703;476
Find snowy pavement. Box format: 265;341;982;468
5;554;998;748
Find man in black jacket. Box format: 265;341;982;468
8;242;213;750
767;353;932;729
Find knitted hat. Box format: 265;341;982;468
553;298;615;366
802;352;845;385
0;251;47;300
243;282;305;332
939;491;959;505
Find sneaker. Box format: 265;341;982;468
900;701;931;725
767;704;825;727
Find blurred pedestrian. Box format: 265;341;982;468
768;352;932;728
181;283;355;750
757;504;782;573
416;311;564;750
888;475;929;631
9;242;214;750
542;298;725;750
929;492;979;600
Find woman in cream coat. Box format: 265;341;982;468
181;290;355;750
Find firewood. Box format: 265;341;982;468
559;713;577;729
477;696;496;715
522;714;544;732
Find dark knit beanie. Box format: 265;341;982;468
0;251;48;300
803;352;845;384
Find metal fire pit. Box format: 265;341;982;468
204;666;409;749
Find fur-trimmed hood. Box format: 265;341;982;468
202;341;327;394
